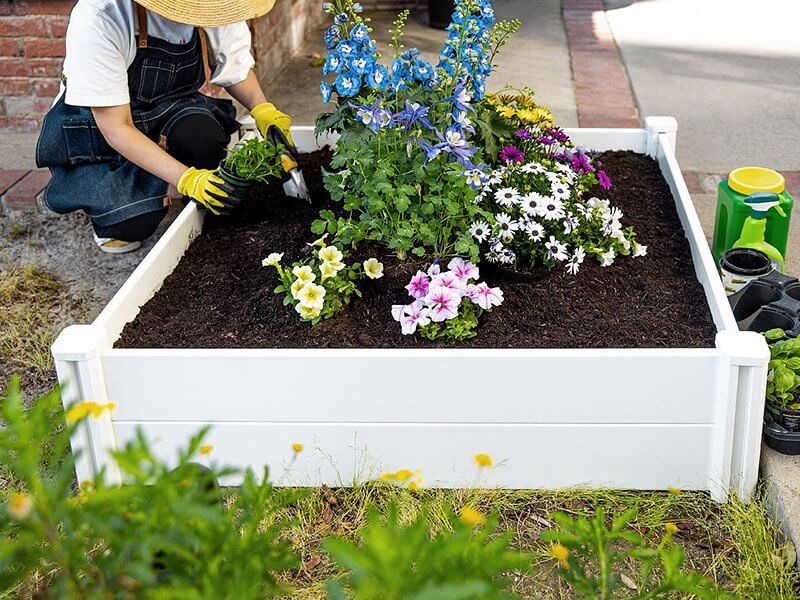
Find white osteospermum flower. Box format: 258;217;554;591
563;212;579;234
545;236;569;262
486;171;503;186
538;196;566;221
262;252;283;267
521;162;546;175
495;213;519;240
498;248;516;264
633;243;648;257
489;237;504;253
550;180;571;201
520;192;543;215
494;187;521;207
600;248;616;267
566;246;586;275
526;220;545;242
470;220;491;243
363;258;384;279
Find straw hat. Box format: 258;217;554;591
135;0;276;27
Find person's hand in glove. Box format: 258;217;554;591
251;101;294;147
177;167;241;216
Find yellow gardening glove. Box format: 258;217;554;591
177;167;242;216
251;101;294;146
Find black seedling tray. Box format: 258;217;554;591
729;271;800;336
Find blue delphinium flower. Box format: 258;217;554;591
320;82;333;103
349;55;374;76
367;64;389;90
395;101;433;130
334;12;348;25
335;72;361;97
352;2;363;13
411;59;434;83
323;52;344;75
336;40;357;59
324;25;341;50
350;24;370;44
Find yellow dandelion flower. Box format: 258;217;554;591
199;445;213;456
549;543;570;567
292;443;304;453
665;522;679;535
65;401;115;424
408;479;423;492
668;486;682;497
474;452;494;468
8;492;33;520
459;506;486;527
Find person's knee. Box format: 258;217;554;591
167;113;230;169
93;207;168;242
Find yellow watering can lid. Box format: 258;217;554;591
728;166;785;195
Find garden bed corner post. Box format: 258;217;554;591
51;324;122;486
645;116;678;159
710;330;770;502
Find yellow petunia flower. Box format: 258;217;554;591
549;543;570;567
291;279;306;299
199;445;213;455
292;265;316;283
262;252;283;268
295;304;321;320
459;506;486;527
7;492;33;520
292;443;304;453
297;282;326;310
363;258;384;279
318;245;344;265
474;452;494;468
319;261;339;281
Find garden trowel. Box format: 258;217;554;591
267;126;312;204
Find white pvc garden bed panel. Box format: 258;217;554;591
52;118;769;501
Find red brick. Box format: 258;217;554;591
0;76;30;95
48;16;69;37
32;77;59;97
23;38;66;57
0;116;39;131
0;170;29;195
0;4;11;16
13;1;75;15
2;169;51;210
0;38;21;56
0;16;47;37
0;56;62;77
3;95;52;117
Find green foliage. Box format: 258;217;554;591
323;502;530;599
0;377;299;598
540;507;729;599
223;137;283;182
315;123;489;261
763;328;800;408
419;300;482;343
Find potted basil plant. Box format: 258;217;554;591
219;137;283;191
763;328;800;454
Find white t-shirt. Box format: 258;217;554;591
62;0;255;107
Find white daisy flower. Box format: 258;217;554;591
526;220;545;242
470;220;491;243
562;212;579;234
486;172;503;186
521;162;546;175
489;237;504;253
495;213;519;240
538;196;566;221
566;246;586;275
498;248;516;264
520;192;543;215
550;180;571;201
633;243;648;257
600;248;616;267
486;251;501;263
545;235;569;262
494;187;521;207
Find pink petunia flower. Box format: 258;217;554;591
430;270;467;293
447;257;480;282
405;270;430;299
392;300;431;335
466;282;504;310
426;286;462;322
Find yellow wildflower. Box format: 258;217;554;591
496;105;517;119
292;443;304;453
665;522;679;535
668;486;682;497
490;92;516;106
7;492;33;520
363;258;384;279
65;401;116;424
474;452;494;468
549;543;570;567
459;506;486;527
199;445;213;455
261;252;283;268
318;245;344;264
408;479;422;492
292;265;316;283
309;234;329;248
516;93;536;107
394;468;414;482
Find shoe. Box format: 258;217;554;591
93;233;142;254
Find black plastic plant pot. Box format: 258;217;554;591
767;401;800;432
738;306;798;334
728;280;783;322
763;418;800;455
428;0;455;29
787;282;800;302
719;248;773;295
218;165;253;192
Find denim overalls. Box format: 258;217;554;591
35;3;240;228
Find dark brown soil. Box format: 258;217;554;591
117;150;718;349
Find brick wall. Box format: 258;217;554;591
0;0;73;131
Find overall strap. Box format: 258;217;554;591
135;2;148;48
197;29;212;85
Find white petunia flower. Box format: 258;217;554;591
600;248;616;267
363;258;384;279
612;229;631;251
495;213;519;240
494;187;521;207
470;220;491;243
545;236;569;262
633;243;648;257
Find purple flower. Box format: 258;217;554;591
426;286;462;322
405;270;430;299
514;129;532;140
466;282;504;310
395;101;433;130
447;257;479;281
392;300;431;335
597;170;612;190
414;138;442;163
570;149;593;174
434;126;478;168
499;145;525;164
444;79;473;112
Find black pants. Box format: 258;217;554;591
93;112;230;241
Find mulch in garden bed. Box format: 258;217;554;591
117;149;718;349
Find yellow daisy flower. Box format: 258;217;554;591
459;506;486;527
474;452;494;468
549;543;570;567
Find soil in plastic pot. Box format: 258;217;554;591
767;401;800;432
116;150;719;350
218;166;253;192
428;0;455;29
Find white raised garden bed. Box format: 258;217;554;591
52;117;769;502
